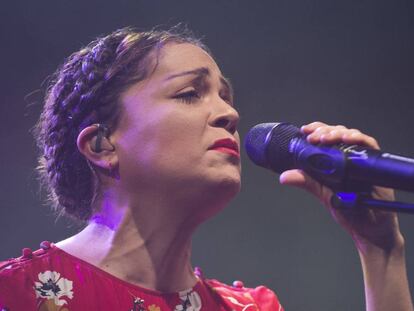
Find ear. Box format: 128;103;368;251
77;124;118;170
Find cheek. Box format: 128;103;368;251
117;107;207;176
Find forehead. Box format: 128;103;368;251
151;43;222;79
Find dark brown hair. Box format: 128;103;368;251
34;26;208;221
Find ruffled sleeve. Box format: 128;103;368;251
205;278;284;311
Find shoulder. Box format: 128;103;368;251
205;278;284;311
0;241;55;276
0;241;60;309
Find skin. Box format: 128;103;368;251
282;122;413;311
58;43;241;292
57;43;412;310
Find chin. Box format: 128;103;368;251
184;173;241;225
198;180;241;221
209;172;241;198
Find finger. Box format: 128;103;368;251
306;125;346;144
304;125;380;150
280;169;327;198
280;169;334;209
342;131;380;150
319;128;379;149
279;169;307;187
301;121;329;134
306;127;332;143
318;128;360;144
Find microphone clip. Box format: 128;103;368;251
331;192;414;214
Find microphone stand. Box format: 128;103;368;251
331;192;414;214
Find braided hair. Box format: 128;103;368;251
34;26;207;221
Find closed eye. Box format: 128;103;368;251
174;90;200;104
219;89;233;106
220;93;233;106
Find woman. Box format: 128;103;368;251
0;27;412;311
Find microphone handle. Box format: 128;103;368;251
344;146;414;192
289;138;414;192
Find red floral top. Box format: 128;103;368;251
0;242;283;311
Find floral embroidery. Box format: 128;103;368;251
130;296;146;311
34;271;74;307
148;304;161;311
174;289;202;311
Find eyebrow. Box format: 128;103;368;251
165;67;234;102
164;67;210;81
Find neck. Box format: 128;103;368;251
57;190;205;293
56;181;236;293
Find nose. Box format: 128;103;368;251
210;101;240;135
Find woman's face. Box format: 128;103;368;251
112;43;241;204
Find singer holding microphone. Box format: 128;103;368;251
0;27;412;311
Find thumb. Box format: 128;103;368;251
279;169;307;188
280;169;326;199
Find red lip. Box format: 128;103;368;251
209;138;240;157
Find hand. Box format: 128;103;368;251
279;121;404;254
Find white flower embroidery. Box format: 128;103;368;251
34;271;74;306
174;289;202;311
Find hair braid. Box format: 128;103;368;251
34;26;207;221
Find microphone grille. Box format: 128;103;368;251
245;122;302;173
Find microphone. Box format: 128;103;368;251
244;122;414;192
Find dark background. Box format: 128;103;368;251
1;1;413;310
